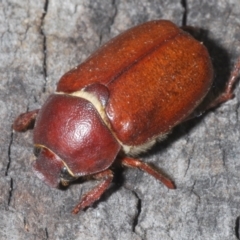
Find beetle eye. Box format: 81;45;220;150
33;147;41;157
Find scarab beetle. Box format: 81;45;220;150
13;20;240;214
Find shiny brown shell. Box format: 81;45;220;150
57;20;213;146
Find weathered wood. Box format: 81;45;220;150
1;0;240;239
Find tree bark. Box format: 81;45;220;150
1;0;240;239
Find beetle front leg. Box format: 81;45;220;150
72;169;113;214
121;157;176;189
13;109;40;132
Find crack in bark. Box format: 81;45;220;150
235;216;240;239
23;217;30;232
5;130;13;176
7;178;13;208
181;0;188;26
98;0;118;46
184;145;194;177
40;0;49;92
132;191;142;232
110;0;118;29
45;227;49;239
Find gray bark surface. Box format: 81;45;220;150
1;0;240;239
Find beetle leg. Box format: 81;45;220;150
206;58;240;109
72;169;113;214
185;58;240;121
13;109;40;132
121;157;175;189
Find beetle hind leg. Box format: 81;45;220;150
207;58;240;109
121;157;176;189
72;169;113;214
185;58;240;121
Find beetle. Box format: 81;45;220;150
13;20;240;214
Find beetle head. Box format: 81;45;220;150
32;94;120;188
33;146;77;187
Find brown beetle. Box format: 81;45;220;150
13;20;240;214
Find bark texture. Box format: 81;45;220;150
1;0;240;239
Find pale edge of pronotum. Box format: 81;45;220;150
56;90;167;156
